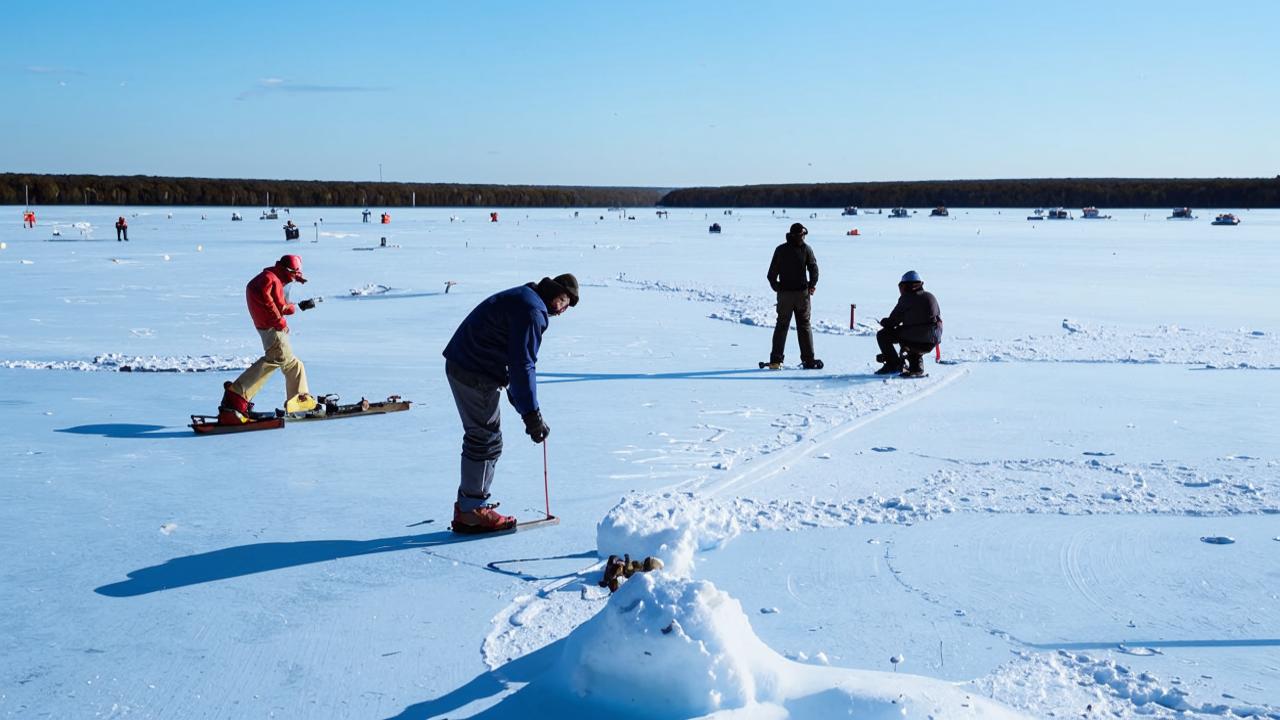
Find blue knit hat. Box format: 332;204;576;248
900;270;922;283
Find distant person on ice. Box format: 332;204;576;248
115;216;128;241
442;273;579;533
218;254;318;423
875;270;943;377
764;222;822;370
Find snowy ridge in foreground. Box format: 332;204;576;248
0;353;252;372
553;573;1025;718
977;650;1278;718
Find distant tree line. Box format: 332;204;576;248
1;173;667;208
659;177;1280;208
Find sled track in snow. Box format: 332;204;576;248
699;367;970;498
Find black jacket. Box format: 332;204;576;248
767;238;819;292
886;289;943;345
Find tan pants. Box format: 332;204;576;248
231;328;309;404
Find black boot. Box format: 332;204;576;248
901;353;925;377
874;359;903;375
801;359;824;370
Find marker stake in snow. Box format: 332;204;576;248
849;303;856;329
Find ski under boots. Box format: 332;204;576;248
218;382;253;424
801;359;824;370
451;501;517;534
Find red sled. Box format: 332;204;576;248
189;414;284;435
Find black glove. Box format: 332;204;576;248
879;317;892;327
522;410;550;444
769;281;781;292
299;298;317;311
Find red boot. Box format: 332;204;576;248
217;382;253;424
451;501;516;534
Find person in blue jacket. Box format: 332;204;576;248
442;273;579;533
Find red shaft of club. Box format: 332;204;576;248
543;440;551;518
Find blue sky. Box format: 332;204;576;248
3;1;1277;186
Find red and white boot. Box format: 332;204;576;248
451;501;516;534
217;382;253;424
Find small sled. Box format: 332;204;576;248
189;413;284;435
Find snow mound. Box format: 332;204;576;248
0;353;252;372
349;283;393;296
556;573;1025;718
597;492;742;577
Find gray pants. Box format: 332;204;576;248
446;362;505;511
770;290;815;364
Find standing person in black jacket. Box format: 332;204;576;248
876;270;943;376
765;223;822;370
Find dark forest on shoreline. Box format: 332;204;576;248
1;173;666;208
661;177;1280;209
4;173;1279;209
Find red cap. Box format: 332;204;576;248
277;254;307;283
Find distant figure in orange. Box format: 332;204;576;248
381;212;391;224
23;210;36;228
115;216;129;241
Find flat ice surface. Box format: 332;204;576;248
1;206;1277;718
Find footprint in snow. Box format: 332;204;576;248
1200;536;1235;545
872;446;897;453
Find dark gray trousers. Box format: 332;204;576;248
770;290;815;364
446;362;504;511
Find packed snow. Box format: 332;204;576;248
1;206;1277;719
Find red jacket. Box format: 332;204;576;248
115;218;127;229
246;267;295;331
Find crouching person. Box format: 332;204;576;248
442;273;579;533
876;270;942;377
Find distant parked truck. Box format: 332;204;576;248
841;206;859;216
1168;207;1196;220
1080;206;1112;219
889;207;910;218
930;206;949;217
709;222;722;233
1211;213;1241;226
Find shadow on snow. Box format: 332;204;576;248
95;530;585;597
539;369;880;384
57;423;194;439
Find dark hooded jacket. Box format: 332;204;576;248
885;288;943;345
443;284;549;415
767;236;819;292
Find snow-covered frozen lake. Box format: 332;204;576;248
2;205;1278;718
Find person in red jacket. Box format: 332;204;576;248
115;216;128;242
219;255;318;423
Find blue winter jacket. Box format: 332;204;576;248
443;284;548;415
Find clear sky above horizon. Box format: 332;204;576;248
2;1;1277;187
